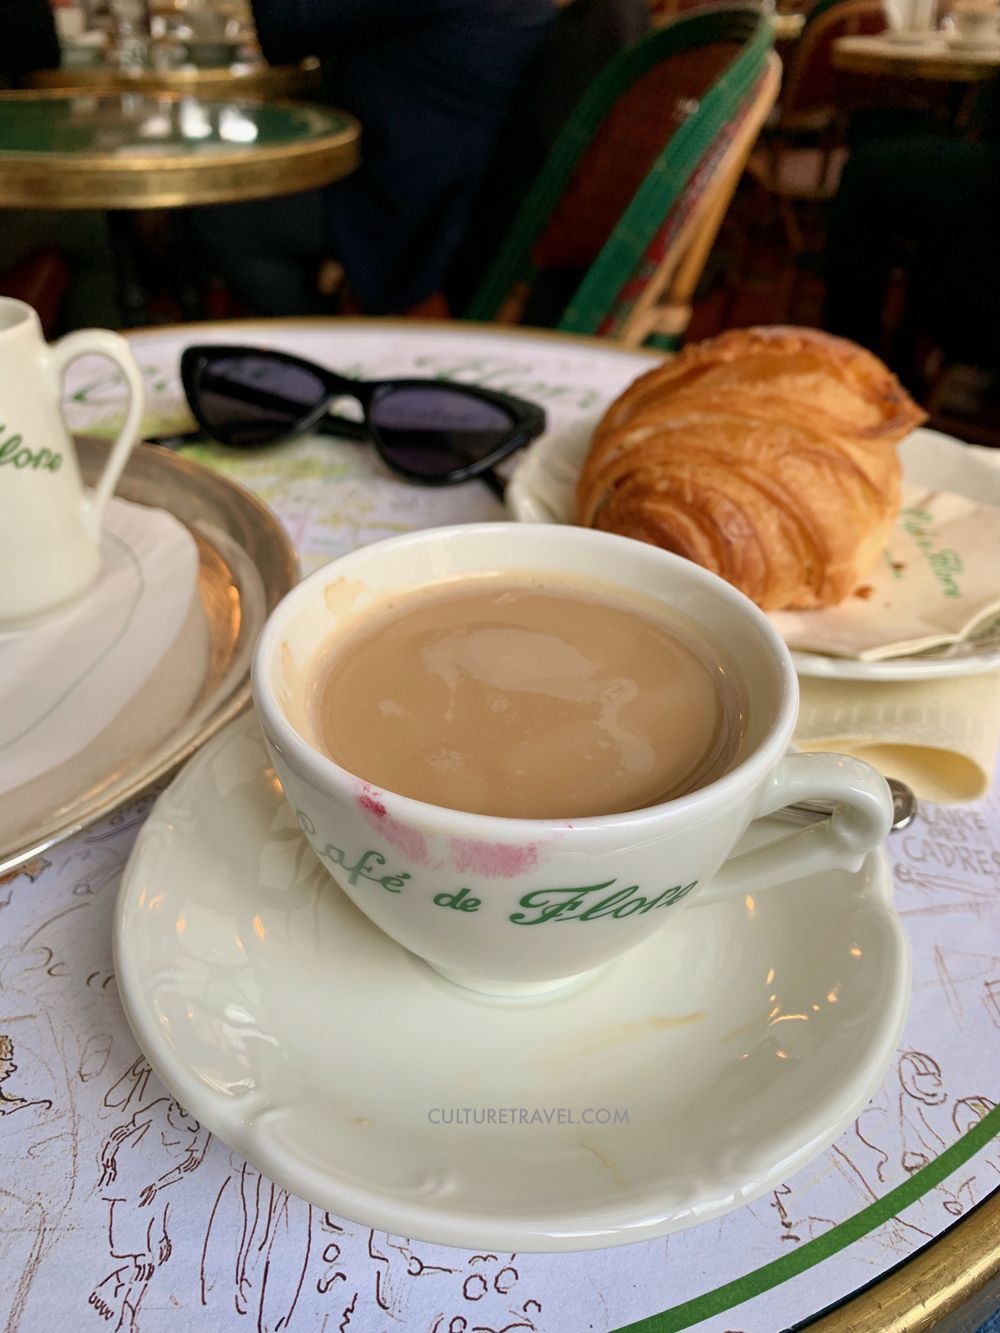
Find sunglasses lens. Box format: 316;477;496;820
190;353;327;447
370;385;517;478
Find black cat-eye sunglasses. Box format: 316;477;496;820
167;344;547;498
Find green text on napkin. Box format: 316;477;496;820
770;484;1000;661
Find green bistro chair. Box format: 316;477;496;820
463;7;778;349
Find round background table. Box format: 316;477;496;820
26;57;321;101
833;32;1000;81
6;317;994;1333
0;90;358;208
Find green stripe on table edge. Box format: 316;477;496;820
613;1104;1000;1333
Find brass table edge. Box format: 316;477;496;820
0;124;359;169
807;1187;1000;1332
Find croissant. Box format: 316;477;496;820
576;326;927;610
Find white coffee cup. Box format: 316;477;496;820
253;524;893;997
0;298;145;625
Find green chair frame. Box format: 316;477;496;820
463;6;775;339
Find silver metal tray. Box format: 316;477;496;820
0;439;297;875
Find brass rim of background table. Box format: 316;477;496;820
26;57;320;100
832;37;1000;81
0;94;359;209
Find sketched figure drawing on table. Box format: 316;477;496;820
747;1053;951;1261
929;947;1000;1057
200;1154;312;1331
838;1049;996;1233
953;1095;998;1150
424;1249;540;1333
91;1097;210;1331
950;1096;1000;1206
0;1033;53;1118
103;1055;153;1116
0;856;50;913
768;1182;836;1245
0;1025;61;1330
897;1050;948;1175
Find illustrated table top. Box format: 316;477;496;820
2;319;997;1333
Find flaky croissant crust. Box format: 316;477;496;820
577;327;927;611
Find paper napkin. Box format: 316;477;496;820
770;483;1000;661
795;671;1000;804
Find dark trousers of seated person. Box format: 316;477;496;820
191;191;330;318
824;136;1000;378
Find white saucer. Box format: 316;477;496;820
115;713;910;1251
508;424;1000;682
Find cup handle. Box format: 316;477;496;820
47;328;146;543
694;753;893;908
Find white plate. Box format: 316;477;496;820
114;713;910;1251
507;423;1000;681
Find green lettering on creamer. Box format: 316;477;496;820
0;429;62;473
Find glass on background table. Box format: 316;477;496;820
2;319;998;1333
33;0;318;106
63;0;265;73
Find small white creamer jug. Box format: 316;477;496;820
0;297;144;625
